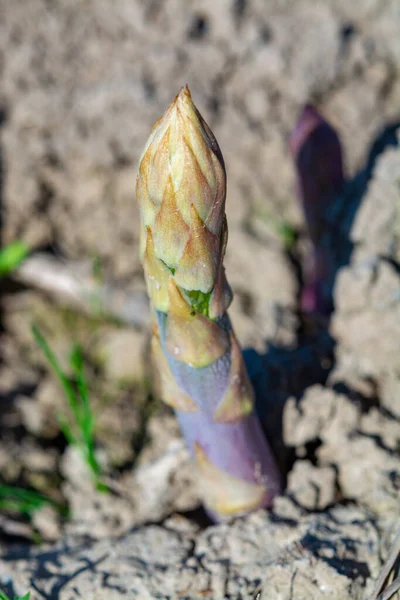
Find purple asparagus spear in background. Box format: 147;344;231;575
289;105;345;315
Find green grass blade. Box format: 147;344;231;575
0;592;31;600
0;485;48;504
278;221;297;252
32;325;80;421
69;345;100;476
69;345;93;434
0;241;29;277
0;487;45;515
32;326;104;485
0;485;68;518
33;325;100;482
0;498;41;516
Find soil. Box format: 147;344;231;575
0;1;399;599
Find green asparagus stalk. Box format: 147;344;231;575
136;86;280;519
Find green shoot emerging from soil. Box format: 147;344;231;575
0;591;30;600
0;485;68;518
32;325;107;491
0;241;29;277
277;221;297;252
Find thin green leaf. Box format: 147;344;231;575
0;485;68;518
0;241;29;277
0;498;39;516
0;485;47;504
33;326;104;485
278;221;297;252
32;325;79;419
95;480;109;493
70;345;93;436
69;345;100;475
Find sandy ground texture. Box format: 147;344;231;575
0;0;399;599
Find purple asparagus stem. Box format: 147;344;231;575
136;86;280;519
289;105;345;315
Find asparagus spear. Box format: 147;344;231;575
289;104;345;316
136;86;280;519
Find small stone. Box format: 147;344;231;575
283;385;336;447
32;506;61;542
287;460;336;510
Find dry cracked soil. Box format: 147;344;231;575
0;1;399;599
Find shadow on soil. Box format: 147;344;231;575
245;120;400;482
